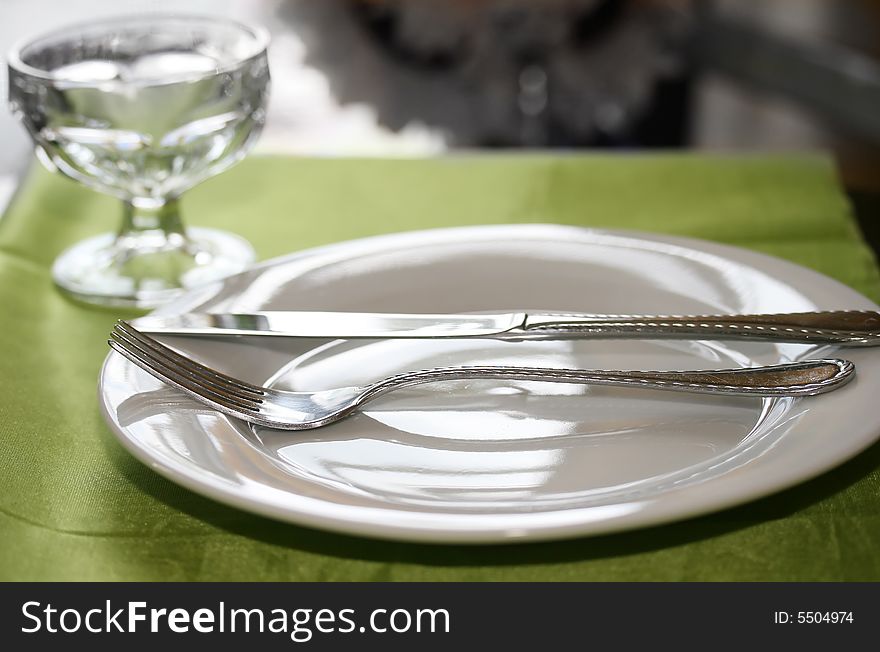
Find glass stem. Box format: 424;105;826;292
117;196;187;249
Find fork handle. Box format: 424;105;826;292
519;310;880;346
360;359;854;400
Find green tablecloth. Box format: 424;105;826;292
2;154;879;581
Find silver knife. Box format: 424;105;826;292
132;309;880;346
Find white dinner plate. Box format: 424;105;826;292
99;225;880;543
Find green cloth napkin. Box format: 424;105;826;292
1;154;879;581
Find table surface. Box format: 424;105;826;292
1;154;879;581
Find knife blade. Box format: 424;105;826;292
131;309;880;345
133;311;529;338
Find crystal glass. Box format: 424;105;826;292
7;15;270;308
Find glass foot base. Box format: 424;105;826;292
52;227;256;309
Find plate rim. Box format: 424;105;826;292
99;224;880;543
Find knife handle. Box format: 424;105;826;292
519;310;880;346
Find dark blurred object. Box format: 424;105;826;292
696;7;880;146
849;190;880;257
283;0;694;148
284;0;880;150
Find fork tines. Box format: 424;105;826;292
109;320;264;416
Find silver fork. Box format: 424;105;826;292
108;321;856;431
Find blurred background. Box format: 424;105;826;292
2;0;879;249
